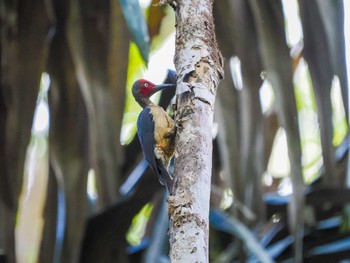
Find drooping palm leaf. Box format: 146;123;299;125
0;1;51;261
210;209;274;263
67;0;129;207
298;0;338;185
45;24;90;262
120;0;150;63
249;0;305;261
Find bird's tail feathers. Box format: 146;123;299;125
158;165;174;193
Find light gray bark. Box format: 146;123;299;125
165;0;223;262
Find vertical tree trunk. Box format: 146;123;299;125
167;0;223;262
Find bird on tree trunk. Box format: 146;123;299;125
132;79;176;190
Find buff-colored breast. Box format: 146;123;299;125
150;105;175;166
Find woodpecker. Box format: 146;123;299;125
132;79;176;189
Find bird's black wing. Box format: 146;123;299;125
137;108;171;186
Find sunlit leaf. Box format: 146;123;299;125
331;77;348;146
126;203;153;246
121;42;146;145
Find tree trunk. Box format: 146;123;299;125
167;0;223;262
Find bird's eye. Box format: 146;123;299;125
144;82;149;88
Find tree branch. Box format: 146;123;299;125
168;0;223;262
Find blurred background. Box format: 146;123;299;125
1;0;350;262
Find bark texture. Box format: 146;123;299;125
168;0;223;262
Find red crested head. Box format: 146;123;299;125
137;79;157;97
132;79;176;108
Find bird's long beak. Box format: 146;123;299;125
154;83;176;92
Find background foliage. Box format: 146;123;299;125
0;0;349;262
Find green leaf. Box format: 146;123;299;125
126;203;153;246
121;42;146;145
